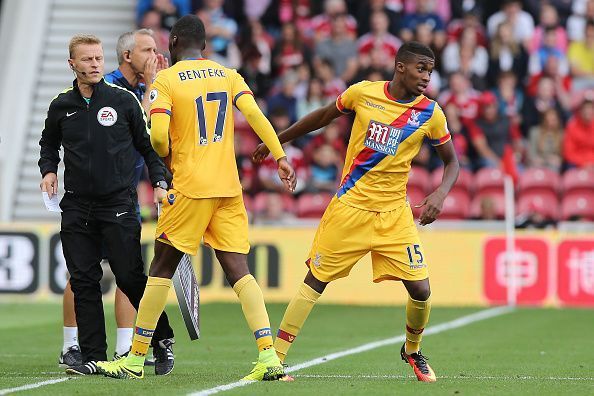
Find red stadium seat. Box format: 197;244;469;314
470;191;506;219
474;167;505;195
562;167;594;195
439;190;471;219
561;191;594;221
296;192;333;218
431;166;473;194
518;167;560;195
407;186;427;218
407;166;430;194
517;190;559;220
253;192;296;214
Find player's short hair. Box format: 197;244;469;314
69;34;102;58
395;41;435;64
170;15;206;48
116;29;154;64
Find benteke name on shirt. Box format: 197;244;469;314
178;68;226;81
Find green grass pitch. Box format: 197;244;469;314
0;302;592;395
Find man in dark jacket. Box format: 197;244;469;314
39;34;174;376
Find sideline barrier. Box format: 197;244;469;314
0;224;592;306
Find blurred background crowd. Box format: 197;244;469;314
133;0;594;226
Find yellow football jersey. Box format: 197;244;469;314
150;58;254;198
335;80;451;212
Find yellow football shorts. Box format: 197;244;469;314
155;190;249;255
306;197;428;283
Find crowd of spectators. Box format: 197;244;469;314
135;0;594;225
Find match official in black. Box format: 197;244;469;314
39;34;174;375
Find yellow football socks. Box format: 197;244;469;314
130;276;172;358
232;274;274;351
405;295;431;355
274;282;321;362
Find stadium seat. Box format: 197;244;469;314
518;167;560;195
470;191;506;219
439;190;471;219
431;166;473;194
407;186;427;218
517;190;559;221
561;191;594;221
296;192;334;218
407;166;430;194
561;167;594;195
253;192;296;214
474;167;505;195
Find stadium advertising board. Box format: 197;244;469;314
0;232;39;293
0;224;592;307
483;238;551;305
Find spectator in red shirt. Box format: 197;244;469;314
438;72;480;126
271;22;312;77
357;11;401;67
311;0;358;42
303;120;347;161
563;95;594;168
468;91;522;169
447;10;488;48
258;108;309;193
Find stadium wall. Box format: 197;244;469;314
0;224;593;307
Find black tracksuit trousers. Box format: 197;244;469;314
59;188;174;362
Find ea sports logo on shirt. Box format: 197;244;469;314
97;107;117;126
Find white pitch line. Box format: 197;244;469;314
295;374;594;381
189;306;514;396
0;378;72;395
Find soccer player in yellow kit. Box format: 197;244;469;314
253;41;460;382
97;15;296;381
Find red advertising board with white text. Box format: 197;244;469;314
484;238;551;305
557;240;594;307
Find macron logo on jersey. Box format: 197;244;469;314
364;120;402;156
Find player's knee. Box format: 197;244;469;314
225;270;249;287
148;262;176;279
409;287;431;301
305;270;327;294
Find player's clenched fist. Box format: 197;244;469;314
277;157;296;192
40;172;58;198
252;143;270;164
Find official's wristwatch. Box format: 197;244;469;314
153;180;168;190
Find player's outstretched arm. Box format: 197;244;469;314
416;140;460;226
252;103;343;163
